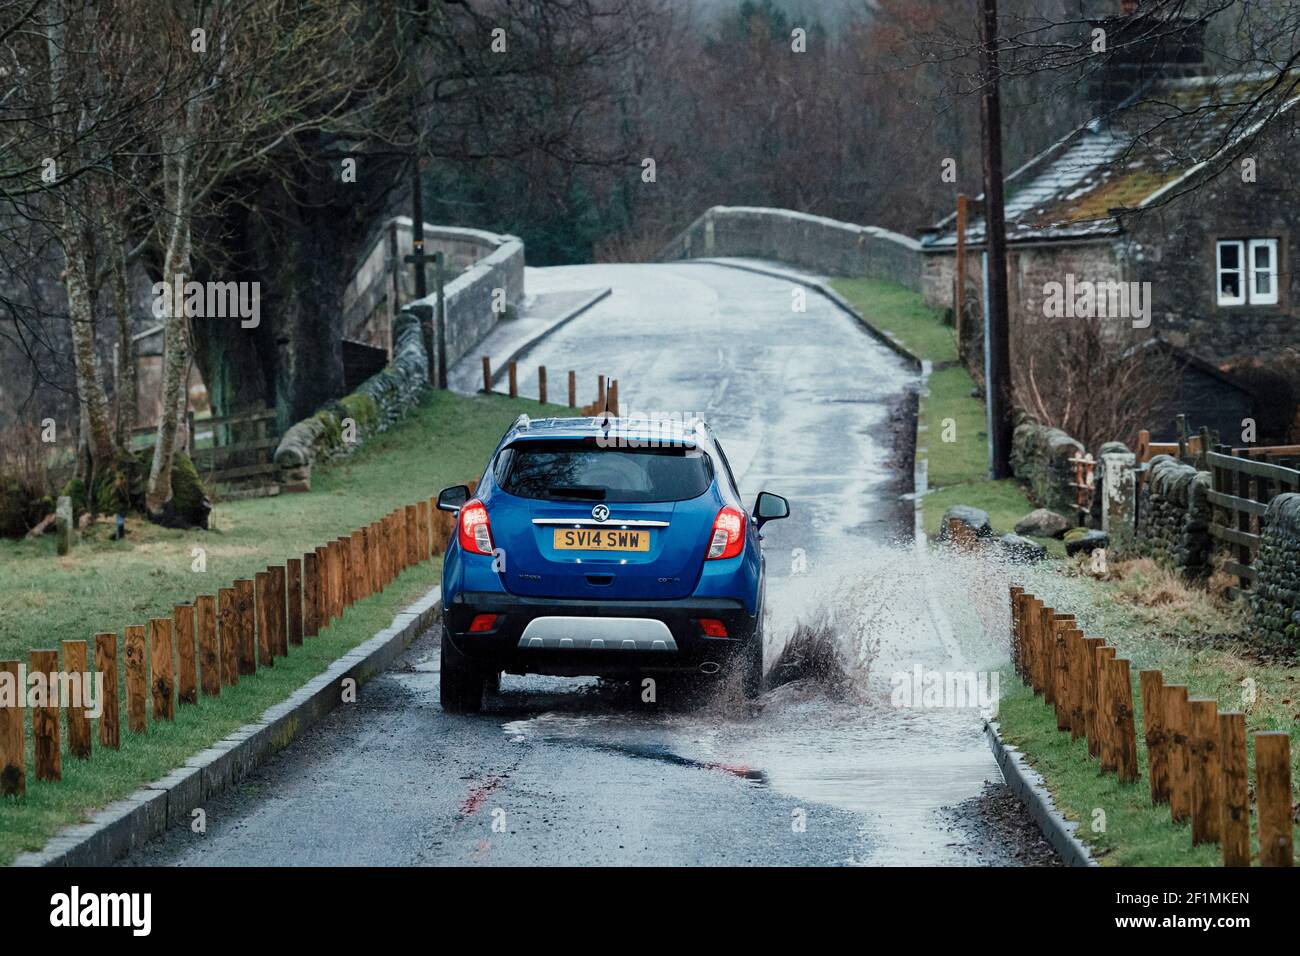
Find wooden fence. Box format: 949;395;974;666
482;357;621;417
1010;585;1294;866
1066;453;1095;520
1207;448;1300;597
131;404;279;492
0;484;473;801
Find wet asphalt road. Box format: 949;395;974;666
124;261;1031;866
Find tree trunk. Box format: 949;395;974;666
145;130;194;518
63;249;117;467
106;197;137;448
145;239;191;516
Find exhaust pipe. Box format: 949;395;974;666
699;661;721;675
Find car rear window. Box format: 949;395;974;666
497;441;713;503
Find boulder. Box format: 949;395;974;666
1065;529;1109;556
939;505;993;540
1014;508;1071;538
999;533;1047;563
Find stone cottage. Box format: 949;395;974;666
919;25;1300;444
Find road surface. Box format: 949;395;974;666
125;261;1053;866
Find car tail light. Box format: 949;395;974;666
706;506;745;560
458;499;494;555
468;614;498;633
697;618;728;637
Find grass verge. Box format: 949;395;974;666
999;559;1299;866
0;389;566;865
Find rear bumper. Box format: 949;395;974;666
443;590;758;677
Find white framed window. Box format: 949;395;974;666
1217;237;1281;306
1216;240;1246;305
1249;238;1279;305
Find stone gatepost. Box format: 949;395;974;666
55;495;74;556
1101;451;1137;554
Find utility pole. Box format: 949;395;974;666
979;0;1013;479
404;152;448;387
410;160;428;300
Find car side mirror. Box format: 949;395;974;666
437;484;470;512
754;491;789;528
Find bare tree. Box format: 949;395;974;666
1014;316;1178;451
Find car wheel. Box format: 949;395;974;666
440;628;484;713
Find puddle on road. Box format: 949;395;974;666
497;544;1023;865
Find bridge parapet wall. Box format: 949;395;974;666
657;206;922;291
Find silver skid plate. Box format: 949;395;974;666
517;616;678;652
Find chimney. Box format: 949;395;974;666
1088;7;1206;111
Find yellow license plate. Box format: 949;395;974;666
553;528;650;552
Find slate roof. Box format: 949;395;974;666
922;70;1300;250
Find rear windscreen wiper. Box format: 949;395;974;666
546;485;607;501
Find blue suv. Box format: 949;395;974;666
436;415;789;712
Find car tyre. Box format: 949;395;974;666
440;628;484;713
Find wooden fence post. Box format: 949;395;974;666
303;551;320;638
0;659;25;795
353;530;368;602
149;617;175;721
1008;586;1023;675
370;522;383;591
235;578;256;675
62;639;91;760
1163;684;1192;823
1082;637;1105;757
598;374;606;409
94;634;120;749
406;505;419;567
196;595;219;697
125;626;147;734
174;604;197;706
255;571;274;668
315;546;331;622
1112;658;1138;783
1038;605;1056;706
417;501;430;562
336;538;351;609
287;558;303;646
1218;712;1249;866
326;540;339;619
1139;670;1168;805
1095;645;1117;771
538;366;548;404
269;565;288;657
1024;597;1041;692
609;379;619;416
218;588;238;686
508;361;517;397
1188;698;1223;845
1052;615;1074;732
31;649;60;781
568;370;576;407
482;355;491;392
1067;628;1086;740
1254;732;1293;867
